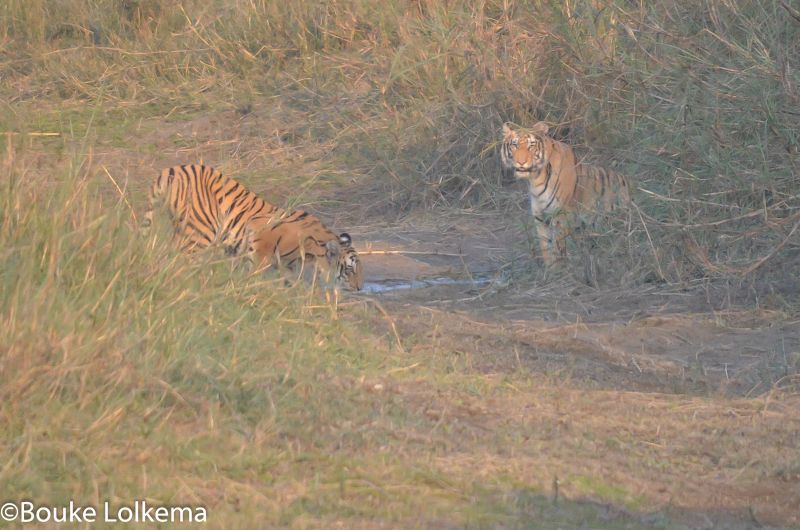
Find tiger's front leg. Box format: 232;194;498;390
552;216;569;263
173;212;217;254
141;209;154;234
535;217;556;265
535;215;568;266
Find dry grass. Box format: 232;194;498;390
1;0;800;528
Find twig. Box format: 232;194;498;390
102;166;138;223
350;298;405;353
359;249;465;257
684;213;800;276
632;202;666;281
552;476;560;506
640;206;772;229
39;46;213;57
782;0;800;23
637;186;789;217
2;131;60;137
386;362;420;374
734;217;800;275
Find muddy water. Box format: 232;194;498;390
359;250;494;294
362;276;491;294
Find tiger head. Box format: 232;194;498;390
325;233;364;291
248;217;364;291
501;122;550;178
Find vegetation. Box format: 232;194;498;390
1;0;798;528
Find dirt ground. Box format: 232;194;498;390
343;211;800;528
351;211;799;395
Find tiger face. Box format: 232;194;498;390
249;218;364;291
330;233;364;291
501;122;550;177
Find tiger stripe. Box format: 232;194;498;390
142;164;363;290
501;122;631;263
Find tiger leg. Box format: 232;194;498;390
174;220;215;254
247;225;291;278
141;187;157;234
552;216;569;263
142;209;154;233
535;218;556;265
575;218;599;286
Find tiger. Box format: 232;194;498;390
142;164;364;290
500;122;631;264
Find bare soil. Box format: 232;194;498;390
345;211;800;528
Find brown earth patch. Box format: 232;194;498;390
343;211;799;527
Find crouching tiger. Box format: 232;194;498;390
142;164;364;290
501;122;632;264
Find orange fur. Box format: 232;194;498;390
501;122;631;263
143;164;363;290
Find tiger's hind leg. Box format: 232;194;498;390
579;231;600;287
573;216;600;287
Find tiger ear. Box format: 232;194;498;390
325;239;341;262
531;122;550;136
338;233;352;247
502;122;515;137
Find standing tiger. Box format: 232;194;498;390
501;122;631;264
142;164;364;290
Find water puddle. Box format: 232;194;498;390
362;276;491;294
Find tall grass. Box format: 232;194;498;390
7;0;795;282
0;141;397;524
